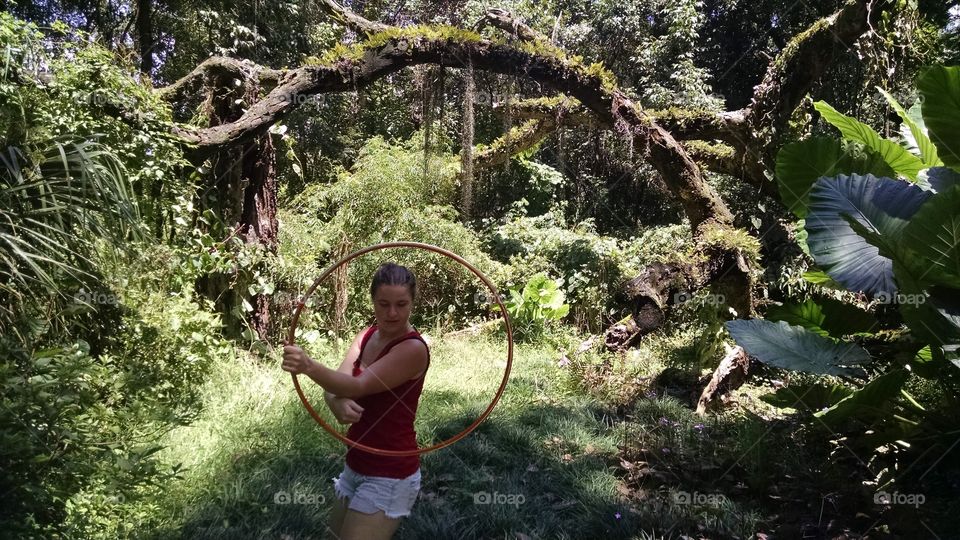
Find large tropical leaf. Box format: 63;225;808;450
901;184;960;289
775;137;893;218
892;257;960;349
766;298;879;338
765;299;828;336
814;101;925;181
805;174;931;296
917;65;960;171
725;319;869;377
877;88;941;167
818;297;881;336
815;369;910;425
922;167;960;193
761;383;854;412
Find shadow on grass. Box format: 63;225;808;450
144;383;659;539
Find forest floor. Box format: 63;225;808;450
138;329;953;539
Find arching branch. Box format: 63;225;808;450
317;0;389;35
156;57;285;105
475;8;545;42
474;118;558;171
746;0;888;145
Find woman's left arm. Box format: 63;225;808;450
282;340;427;399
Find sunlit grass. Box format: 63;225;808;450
141;331;769;538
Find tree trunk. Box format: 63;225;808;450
195;67;279;341
135;0;154;77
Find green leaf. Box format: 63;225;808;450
877;88;941;167
815;369;909;425
901;184;960;288
768;298;879;339
917;65;960;171
765;300;828;336
761;383;854;412
910;345;941;378
775;137;894;218
894;265;960;348
817;297;880;336
802;269;844;289
806;174;931;296
725;319;869;377
795;220;811;256
814;101;925;181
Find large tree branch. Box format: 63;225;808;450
156;57;285;104
168;33;731;234
157;1;754;337
474;118;558;171
746;0;886;143
475;8;545;42
317;0;389;35
498;97;749;149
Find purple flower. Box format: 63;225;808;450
694;423;706;433
658;417;671;426
614;512;622;519
661;447;671;454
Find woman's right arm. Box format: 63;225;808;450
323;329;367;423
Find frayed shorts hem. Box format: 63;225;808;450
332;464;421;519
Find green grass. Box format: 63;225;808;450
136;332;737;538
128;327;957;539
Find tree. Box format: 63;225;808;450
143;0;904;342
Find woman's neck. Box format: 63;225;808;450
376;323;412;342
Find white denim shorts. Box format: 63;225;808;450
332;464;422;519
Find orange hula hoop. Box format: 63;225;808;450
286;241;514;456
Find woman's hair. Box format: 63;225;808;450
370;262;416;300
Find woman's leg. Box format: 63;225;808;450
338;508;403;540
326;495;350;539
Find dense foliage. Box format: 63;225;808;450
2;0;959;537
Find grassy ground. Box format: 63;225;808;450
137;327;956;539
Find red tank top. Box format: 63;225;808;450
345;325;430;478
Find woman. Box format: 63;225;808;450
281;262;430;540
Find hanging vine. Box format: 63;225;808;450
421;65;435;182
460;60;476;220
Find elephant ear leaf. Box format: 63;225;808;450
805;174;931;296
815;369;910;426
918;65;960;172
921;167;960;193
814;101;925;181
725;319;869;378
902;184;960;289
775;137;893;218
877;88;941;168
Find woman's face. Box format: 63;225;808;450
372;284;413;330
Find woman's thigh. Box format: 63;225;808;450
339;508;403;540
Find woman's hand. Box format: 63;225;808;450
324;393;365;424
281;344;316;375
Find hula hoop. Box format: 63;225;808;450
286;241;514;457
